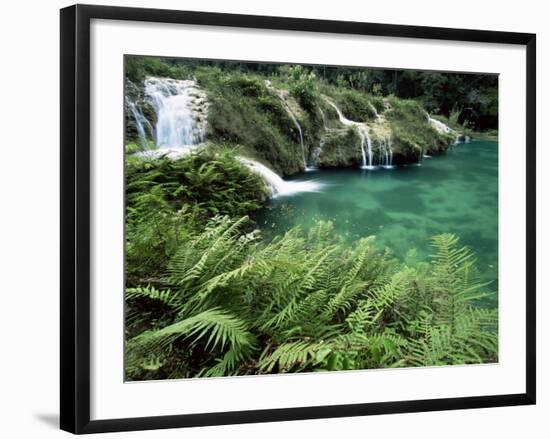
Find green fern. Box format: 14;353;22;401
125;215;498;380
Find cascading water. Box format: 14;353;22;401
454;134;471;145
428;112;473;151
378;137;394;169
130;78;319;198
281;99;311;171
369;102;380;119
309;107;330;168
324;98;375;169
354;129;368;169
319;107;329;131
265;80;312;171
238;157;322;198
363;129;374;169
142;77;207;153
126;97;153;150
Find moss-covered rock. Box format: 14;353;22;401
318;128;362;168
384;97;454;160
204;77;305;176
125;63;468;174
329;88;378;122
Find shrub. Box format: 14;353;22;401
125;147;268;283
386;97;453;157
290;70;319;113
125;56;190;83
332;89;377;121
126;218;498;380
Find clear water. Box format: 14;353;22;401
255;140;498;302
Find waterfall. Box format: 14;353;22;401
310;107;330;168
144;77;206;151
363;129;374;169
324;98;375;169
379;136;394;169
281;100;311;171
355;128;368;169
126;97;154;150
319;107;329;131
454;134;471;144
238;157;322;198
288;108;308;170
265;81;311;171
131;77;319;198
387;137;394;168
369;102;380;119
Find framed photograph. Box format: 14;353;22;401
60;4;536;434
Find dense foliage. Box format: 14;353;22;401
125;151;498;381
126;216;497;380
124;56;499;381
385;96;452;157
126;58;461;174
197;69;309;175
126;56;498;130
125;148;267;284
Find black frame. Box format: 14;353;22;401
60;4;536;434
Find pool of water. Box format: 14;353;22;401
255;140;498;301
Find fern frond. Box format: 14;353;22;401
258;341;322;373
129;308;256;356
126;286;178;308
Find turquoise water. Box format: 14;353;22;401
256;141;498;299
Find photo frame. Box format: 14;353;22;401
60;4;536;434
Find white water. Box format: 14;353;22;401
387;138;394;168
126;97;153;150
325;99;375;169
239;157;322;198
132;78;319;197
144;77;205;152
311;107;328;168
265;81;312;171
288;109;310;170
427;113;453;135
454;134;471;145
319;107;329;131
369;102;380;119
280;99;311;170
378;136;394;169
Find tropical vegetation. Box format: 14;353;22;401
124;57;498;381
125;149;498;380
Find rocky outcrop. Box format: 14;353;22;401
126;74;461;173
